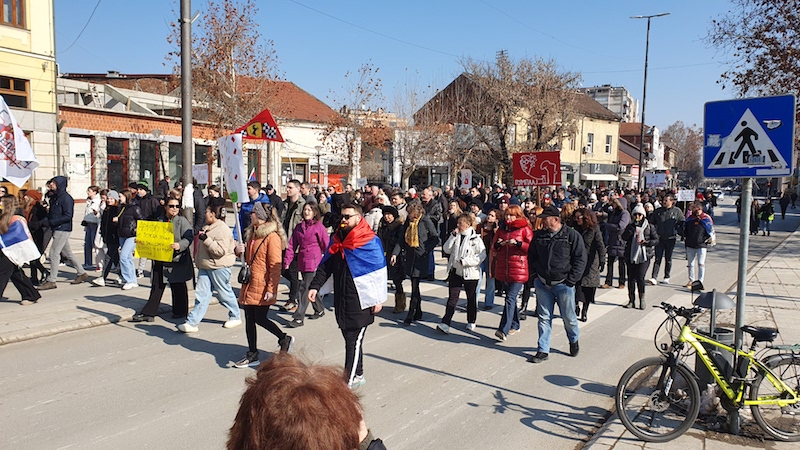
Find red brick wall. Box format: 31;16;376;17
60;106;219;140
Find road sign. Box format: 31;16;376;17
512;151;562;187
704;95;796;178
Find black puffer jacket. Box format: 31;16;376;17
393;215;438;278
622;219;659;262
310;248;373;330
45;176;74;232
118;203;144;238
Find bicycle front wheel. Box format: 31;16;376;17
750;356;800;441
615;356;701;442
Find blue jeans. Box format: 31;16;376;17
84;223;98;266
119;237;137;285
497;281;522;335
534;278;579;354
479;258;496;307
186;267;240;326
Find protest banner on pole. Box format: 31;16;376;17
0;95;39;187
135;221;175;262
218;134;247;204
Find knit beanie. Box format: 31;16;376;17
252;202;270;221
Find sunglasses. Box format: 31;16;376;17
341;214;360;220
167;204;180;208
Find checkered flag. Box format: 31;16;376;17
263;126;277;140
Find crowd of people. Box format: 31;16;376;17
0;175;793;447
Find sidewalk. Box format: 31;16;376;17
584;222;800;449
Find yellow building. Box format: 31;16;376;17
1;0;57;192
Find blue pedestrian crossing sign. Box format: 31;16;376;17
704;94;796;178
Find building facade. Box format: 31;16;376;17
579;85;639;123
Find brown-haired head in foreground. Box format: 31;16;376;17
227;352;363;450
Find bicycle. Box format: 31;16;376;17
614;302;800;442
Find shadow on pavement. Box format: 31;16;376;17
133;322;250;369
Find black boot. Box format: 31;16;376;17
579;302;588;322
624;296;635;308
575;303;581;318
520;298;529;320
638;292;646;310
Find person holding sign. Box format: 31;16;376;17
131;199;194;322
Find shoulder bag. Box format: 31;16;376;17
238;238;266;285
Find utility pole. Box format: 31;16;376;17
631;12;670;190
180;0;193;193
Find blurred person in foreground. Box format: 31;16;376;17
227;352;386;450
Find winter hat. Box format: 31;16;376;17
382;205;399;218
106;190;120;201
632;204;647;216
539;205;560;218
25;190;42;203
589;193;598;202
252;202;271;221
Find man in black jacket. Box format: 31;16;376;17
527;205;587;363
38;176;88;290
307;204;385;389
648;194;684;285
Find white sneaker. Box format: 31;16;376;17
466;323;476;331
177;323;199;333
349;375;366;389
436;323;450;334
91;278;106;287
660;278;670;285
223;319;242;329
122;283;138;290
647;278;658;285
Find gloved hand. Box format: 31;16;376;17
198;232;208;241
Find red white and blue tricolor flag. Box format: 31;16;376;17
0;219;41;266
248;168;257;182
319;219;387;309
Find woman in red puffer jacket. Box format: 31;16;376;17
491;204;533;341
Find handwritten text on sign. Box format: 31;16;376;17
135;221;174;262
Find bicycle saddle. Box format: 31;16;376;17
741;325;779;342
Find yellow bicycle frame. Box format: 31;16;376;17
679;325;799;407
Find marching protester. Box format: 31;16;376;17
308;204;387;388
178;204;241;333
602;197;630;290
0;196;42;305
393;202;438;325
648;194;683;285
37;176;89;290
438;212;486;333
283;203;329;328
478;208;500;310
131;197;194;322
82;185;102;270
492;204;533;342
22;190;49;285
377;205;406;313
92;190;122;287
528;204;586;363
573;209;605;322
115;191;144;290
684;201;715;288
622;204;659;310
281;179;306;312
759;197;775;236
234;202;295;368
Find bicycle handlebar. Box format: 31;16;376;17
659;302;703;320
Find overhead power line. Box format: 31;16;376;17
60;0;103;54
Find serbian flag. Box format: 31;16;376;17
248;168;257;181
318;219;387;309
235;107;284;142
0;96;39;187
0;219;41;266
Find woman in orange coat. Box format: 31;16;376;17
233;202;295;368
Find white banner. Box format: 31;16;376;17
218;134;247;204
645;172;666;189
460;169;472;190
677;189;695;202
0;96;39;187
192;163;209;185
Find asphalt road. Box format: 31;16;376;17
0;201;796;449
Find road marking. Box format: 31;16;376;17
622;294;688;340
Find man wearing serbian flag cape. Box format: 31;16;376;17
308;204;387;388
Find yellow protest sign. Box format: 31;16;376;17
135;221;174;262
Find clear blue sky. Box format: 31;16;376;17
54;0;735;130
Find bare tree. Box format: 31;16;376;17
706;0;800;97
662;121;704;185
167;0;282;135
322;61;385;183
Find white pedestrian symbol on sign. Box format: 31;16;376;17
708;108;787;170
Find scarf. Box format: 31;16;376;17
405;216;422;248
630;218;649;264
329;218;375;256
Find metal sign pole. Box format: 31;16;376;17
734;178;752;353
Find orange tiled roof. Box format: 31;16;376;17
619;122;651;137
573;93;620;121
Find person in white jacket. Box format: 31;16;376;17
437;213;486;333
82;186;102;269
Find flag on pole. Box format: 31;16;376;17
248;168;257;181
218;134;248;204
235;107;284;142
0;96;39;187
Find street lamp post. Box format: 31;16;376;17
631;12;669;190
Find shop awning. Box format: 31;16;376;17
581;174;619;181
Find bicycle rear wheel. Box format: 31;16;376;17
750;356;800;441
615;356;701;442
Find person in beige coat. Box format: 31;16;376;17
178;205;241;333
